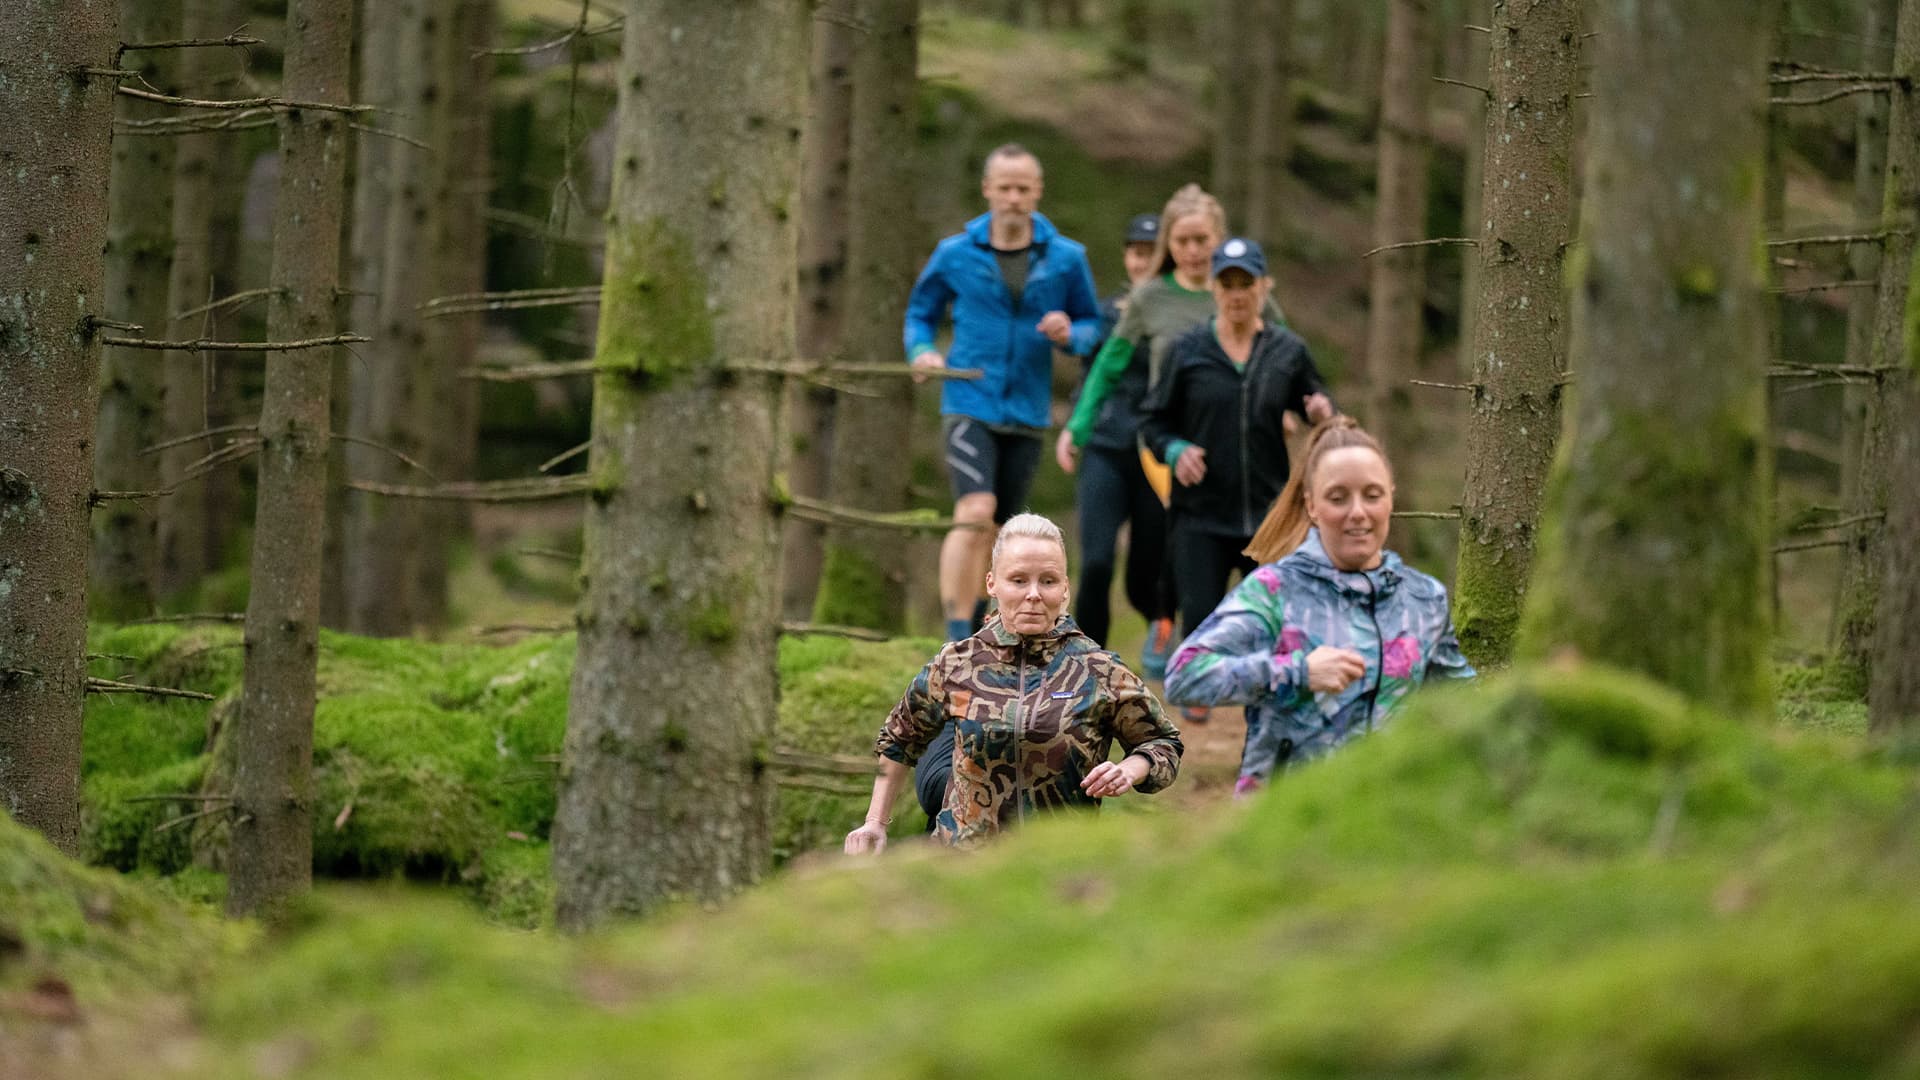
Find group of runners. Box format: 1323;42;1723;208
845;144;1475;854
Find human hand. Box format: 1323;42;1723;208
844;820;889;855
1080;757;1148;798
1036;311;1073;347
1305;646;1367;694
1055;428;1078;473
910;351;946;384
1304;393;1334;423
1174;444;1207;486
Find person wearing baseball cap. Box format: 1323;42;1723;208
1140;235;1335;715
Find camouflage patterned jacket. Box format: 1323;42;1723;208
876;615;1183;848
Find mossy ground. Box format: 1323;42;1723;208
27;660;1916;1077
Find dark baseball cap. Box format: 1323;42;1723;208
1211;236;1267;278
1124;213;1160;245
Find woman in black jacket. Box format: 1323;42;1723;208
1141;237;1335;663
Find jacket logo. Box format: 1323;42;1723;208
1050;691;1075;699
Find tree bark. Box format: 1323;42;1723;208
1450;0;1578;669
92;0;183;619
780;0;857;623
343;0;435;636
1211;0;1255;227
1516;0;1775;720
227;0;353;917
1242;0;1295;247
1454;0;1490;358
1360;0;1435;448
1853;0;1920;691
552;0;804;930
1868;252;1920;736
0;0;119;855
816;0;921;634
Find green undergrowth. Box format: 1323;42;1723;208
81;624;936;926
161;663;1920;1077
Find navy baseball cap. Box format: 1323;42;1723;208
1124;213;1160;245
1211;236;1267;278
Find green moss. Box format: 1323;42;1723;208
593;217;715;387
811;543;902;633
1674;264;1719;302
687;599;736;647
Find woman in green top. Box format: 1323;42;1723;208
1055;184;1285;688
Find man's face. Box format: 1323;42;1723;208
981;155;1043;222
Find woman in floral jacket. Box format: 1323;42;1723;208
845;514;1184;853
1164;417;1473;793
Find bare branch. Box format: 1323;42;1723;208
479;16;623;57
420;286;600;317
1765;228;1903;248
90;488;174;505
779;622;892;642
116;84;373;116
1773;537;1854;555
119;33;264;54
767;748;880;777
784;494;981;533
538;441;591;473
1769;70;1904;85
153;804;234;833
116;107;277;136
461;360;598;382
330;433;438;481
98;333;367;352
1362;237;1478;258
140;423;258;456
1408;379;1480;392
1771;85;1893;106
86;317;144;333
173;438;262;483
350;122;433;152
85;677;215;701
1788;511;1884;533
346;475;595;503
1391;510;1463;520
171;287;280;324
1770;279;1877;294
1433;75;1490;96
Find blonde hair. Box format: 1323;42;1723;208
991;512;1068;571
1148;183;1229;277
1244;417;1392;563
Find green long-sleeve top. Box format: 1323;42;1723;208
1065;273;1287;449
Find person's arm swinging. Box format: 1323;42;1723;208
845;758;911;854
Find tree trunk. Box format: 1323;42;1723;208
418;0;495;624
157;0;244;601
1211;0;1255;227
92;0;183;619
1454;1;1489;358
815;0;921;634
0;1;118;855
781;0;857;623
198;48;253;581
344;0;435;636
1360;0;1435;448
1836;0;1899;641
227;0;352;917
552;0;804;930
1516;0;1774;719
1449;0;1578;669
1858;2;1920;722
1242;0;1295;247
1112;0;1150;76
1845;0;1920;683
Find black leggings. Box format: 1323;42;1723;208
1170;519;1256;637
1073;446;1173;645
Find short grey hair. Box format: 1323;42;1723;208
991;512;1068;570
982;142;1042;180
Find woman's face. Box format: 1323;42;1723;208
1306;446;1394;572
1166;213;1218;280
1122;241;1157;286
1210;268;1271;327
986;536;1070;636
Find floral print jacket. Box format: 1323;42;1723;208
876;615;1183;848
1163;529;1474;786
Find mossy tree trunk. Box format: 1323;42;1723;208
1360;0;1435;448
1837;0;1919;680
1515;0;1775;721
343;0;435;636
1211;0;1255;224
1450;0;1579;669
227;0;352;917
1866;0;1912;734
1242;0;1294;247
815;0;921;635
781;0;857;623
92;0;182;620
1837;0;1898;522
0;1;118;855
552;0;804;930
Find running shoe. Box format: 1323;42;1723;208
1180;705;1210;725
1139;617;1176;680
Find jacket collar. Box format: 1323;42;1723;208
980;611;1081;657
964;211;1058;250
1286;528;1404;598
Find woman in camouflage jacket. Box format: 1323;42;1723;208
845;514;1184;853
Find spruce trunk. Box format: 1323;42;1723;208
1242;0;1294;246
227;0;352;916
1360;0;1435;449
552;0;805;929
816;0;922;634
1837;0;1897;522
1450;0;1578;668
0;1;118;854
1515;0;1774;719
92;0;182;619
1837;0;1920;679
781;0;857;622
1211;0;1255;223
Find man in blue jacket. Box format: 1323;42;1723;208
904;143;1103;642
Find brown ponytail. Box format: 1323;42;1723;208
1243;416;1390;563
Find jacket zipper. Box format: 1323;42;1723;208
1363;574;1384;731
1013;645;1031;826
1238;347;1254;535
